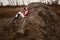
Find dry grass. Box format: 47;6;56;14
0;3;60;40
49;5;60;17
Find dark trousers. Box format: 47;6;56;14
13;14;20;21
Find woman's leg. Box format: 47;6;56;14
13;14;20;21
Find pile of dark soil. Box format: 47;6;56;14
0;2;60;40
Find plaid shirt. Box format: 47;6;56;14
24;10;29;16
23;6;29;16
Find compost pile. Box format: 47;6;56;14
0;2;60;40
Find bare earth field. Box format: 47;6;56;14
0;6;23;18
0;3;60;40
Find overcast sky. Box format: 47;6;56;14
0;0;40;5
0;0;9;5
0;0;60;6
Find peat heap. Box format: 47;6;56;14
0;2;60;40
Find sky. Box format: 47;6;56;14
0;0;9;6
0;0;60;6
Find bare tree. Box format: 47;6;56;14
8;0;13;5
0;2;3;6
8;0;15;6
27;0;30;4
12;0;15;6
8;0;11;5
22;0;25;5
16;0;18;6
58;0;60;5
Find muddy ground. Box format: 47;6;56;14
0;2;60;40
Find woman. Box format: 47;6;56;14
13;6;29;20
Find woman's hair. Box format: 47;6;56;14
24;6;29;10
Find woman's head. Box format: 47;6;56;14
24;6;29;10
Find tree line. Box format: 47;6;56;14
0;0;59;6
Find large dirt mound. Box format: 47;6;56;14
0;2;60;40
